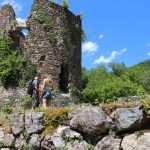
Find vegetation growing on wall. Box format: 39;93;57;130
0;36;36;87
62;0;69;9
34;14;54;30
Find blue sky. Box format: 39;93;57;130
1;0;150;69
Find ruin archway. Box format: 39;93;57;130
59;64;69;93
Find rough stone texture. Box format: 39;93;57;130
25;0;81;92
51;133;66;148
0;4;16;35
11;113;24;135
66;140;90;150
63;127;81;139
25;112;45;134
0;0;82;102
121;132;150;150
70;107;113;136
56;126;81;139
0;85;26;107
29;134;42;149
94;136;122;150
41;134;55;150
15;134;26;149
3;133;15;147
0;130;4;143
118;96;141;103
112;106;146;132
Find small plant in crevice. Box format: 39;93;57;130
87;144;94;150
1;106;13;114
21;96;32;109
22;131;30;141
48;32;57;44
23;144;33;150
0;141;4;148
34;14;54;30
62;0;69;9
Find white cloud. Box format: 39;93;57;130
82;41;98;53
1;0;22;12
99;34;104;39
16;18;26;26
94;48;127;64
148;52;150;56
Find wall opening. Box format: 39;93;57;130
21;29;29;36
59;64;69;93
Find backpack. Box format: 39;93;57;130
27;80;34;96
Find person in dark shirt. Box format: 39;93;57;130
32;73;41;111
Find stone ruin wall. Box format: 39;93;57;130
0;0;82;94
25;0;82;91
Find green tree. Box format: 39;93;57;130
0;36;36;87
109;62;127;77
81;67;89;89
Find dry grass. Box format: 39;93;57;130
42;107;74;135
0;112;11;133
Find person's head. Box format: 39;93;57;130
34;72;41;81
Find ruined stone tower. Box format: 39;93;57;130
0;0;82;92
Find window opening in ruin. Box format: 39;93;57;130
22;29;29;36
59;64;69;93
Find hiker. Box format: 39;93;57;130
41;75;53;109
31;73;41;111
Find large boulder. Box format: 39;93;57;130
11;113;24;135
66;140;90;150
112;106;146;132
121;132;150;150
94;136;122;150
70;107;113;136
25;112;45;134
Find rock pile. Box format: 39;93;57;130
0;106;149;150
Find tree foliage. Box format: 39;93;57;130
80;61;149;104
0;37;36;87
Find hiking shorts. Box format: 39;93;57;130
42;91;51;100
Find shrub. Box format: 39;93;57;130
62;0;69;9
0;36;36;87
42;107;72;135
21;96;32;109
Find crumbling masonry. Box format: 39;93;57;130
0;0;82;92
